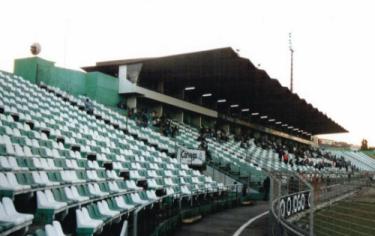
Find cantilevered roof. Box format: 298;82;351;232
82;47;347;135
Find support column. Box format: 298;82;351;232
126;96;137;111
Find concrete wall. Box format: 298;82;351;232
14;57;120;108
203;165;238;185
86;72;121;107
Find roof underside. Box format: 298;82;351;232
83;47;347;135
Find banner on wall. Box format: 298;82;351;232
177;147;206;166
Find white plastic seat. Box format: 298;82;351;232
106;170;121;180
130;193;148;205
61;170;83;183
52;221;66;236
125;180;142;191
192;177;200;184
0;203;25;224
87;170;101;181
36;190;67;210
65;159;74;169
164;170;173;177
88;183;107;197
70;160;83;170
147;170;158;178
0;156;12;169
112;162;123;170
166;187;175;195
192;170;201;176
129;170;144;180
115;196;135;210
76;208;102;230
2;197;34;222
0;173;15;190
23;146;35;158
70;186;89;201
32;171;47;186
47;159;62;170
64;187;79;202
5;143;15;156
6;172;30;190
88;161;96;169
181;186;192;195
45;224;58;236
33;158;44;169
146;190;159;200
147;179;162;189
108;181;121;193
94;183;108;196
97;201;119;217
165;178;177;186
51;149;61;159
205;176;214;183
39;171;59;186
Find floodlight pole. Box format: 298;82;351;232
289;33;294;93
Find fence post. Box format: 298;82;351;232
133;208;140;236
309;189;314;236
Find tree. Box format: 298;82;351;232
361;139;368;150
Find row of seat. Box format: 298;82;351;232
330;150;375;171
0;70;225;235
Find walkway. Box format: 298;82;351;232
172;201;269;236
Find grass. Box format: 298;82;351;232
299;188;375;236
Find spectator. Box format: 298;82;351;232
263;177;270;200
283;152;289;165
127;108;135;119
141;110;148;127
84;98;94;115
278;148;284;162
171;124;179;138
117;100;127;109
151;111;161;127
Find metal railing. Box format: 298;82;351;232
132;183;243;236
269;171;375;236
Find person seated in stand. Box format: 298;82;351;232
283;152;289;165
127;108;135;119
277;147;284;162
141;109;148;127
84;98;94;115
135;110;142;126
151;111;160;127
171;124;179;138
199;139;208;151
117;100;127;110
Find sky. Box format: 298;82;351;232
0;0;374;146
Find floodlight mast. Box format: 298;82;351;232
289;33;294;93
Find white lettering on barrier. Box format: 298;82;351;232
293;195;298;213
287;197;292;216
279;199;286;218
279;192;310;218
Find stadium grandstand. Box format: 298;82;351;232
0;47;374;236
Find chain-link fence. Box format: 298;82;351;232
269;171;375;236
310;174;375;236
269;171;314;236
